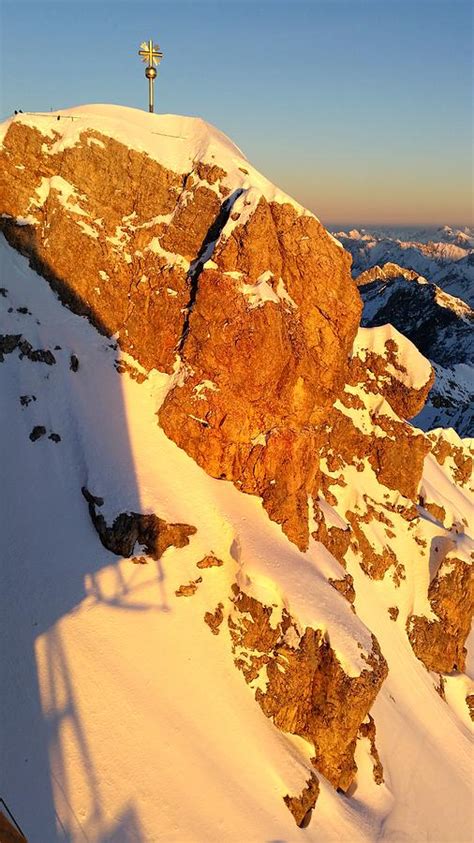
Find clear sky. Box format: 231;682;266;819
1;0;472;226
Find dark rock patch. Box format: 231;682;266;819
81;486;196;560
29;425;46;442
0;334;55;365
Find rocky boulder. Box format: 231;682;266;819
82;487;196;560
407;555;473;673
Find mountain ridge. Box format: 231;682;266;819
0;105;472;843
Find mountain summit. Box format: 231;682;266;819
0;105;472;843
0;104;360;549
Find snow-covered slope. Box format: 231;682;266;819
1;235;472;842
413;362;474;435
1;105;473;843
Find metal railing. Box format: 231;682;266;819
0;798;27;840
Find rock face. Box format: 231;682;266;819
0;119;208;374
407;556;474;673
0;109;360;550
349;326;434;420
0;810;27;843
159;199;359;549
358;714;384;785
283;773;320;828
322;326;432;510
427;429;473;489
228;585;388;794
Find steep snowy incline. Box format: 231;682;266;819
1;235;473;842
0;236;379;841
1;105;473;843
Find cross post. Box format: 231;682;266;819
138;39;164;113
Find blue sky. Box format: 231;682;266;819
1;0;472;225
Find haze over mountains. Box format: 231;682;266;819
0;106;472;843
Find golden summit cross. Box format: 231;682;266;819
138;39;164;113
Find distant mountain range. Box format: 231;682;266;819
334;225;474;307
332;227;474;436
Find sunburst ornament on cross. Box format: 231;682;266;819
138;39;164;114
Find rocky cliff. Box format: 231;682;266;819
0;106;360;550
1;106;472;842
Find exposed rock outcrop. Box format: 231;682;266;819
0;111;360;550
328;573;356;606
407;556;473;673
81;487;196;560
175;578;202;597
322;329;432;508
311;503;351;566
349;327;434;420
466;694;474;721
228;585;388;792
158;199;360;549
428;429;473;490
0;333;56;365
204;603;224;634
29;425;46;442
197;554;224;569
0;810;27;843
358;714;384;785
283;773;320;828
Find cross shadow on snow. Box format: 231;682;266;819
0;225;174;841
428;533;456;580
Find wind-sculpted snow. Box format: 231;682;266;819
0;108;473;842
